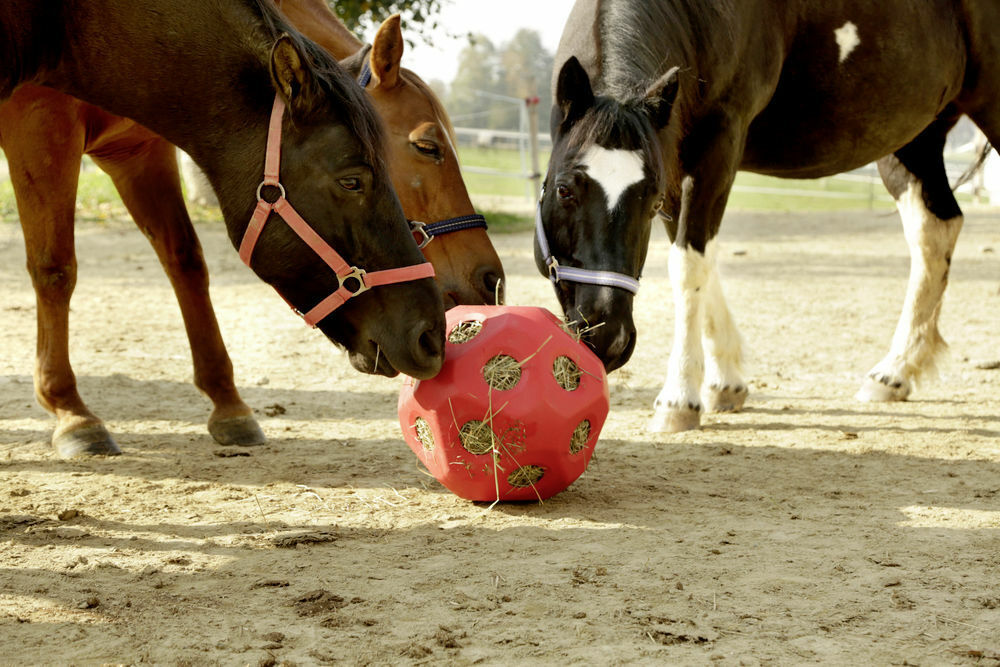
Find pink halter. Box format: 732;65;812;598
239;94;435;327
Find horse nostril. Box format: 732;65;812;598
477;268;504;304
410;319;444;377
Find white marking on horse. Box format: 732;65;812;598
857;181;962;401
834;22;860;63
579;146;644;210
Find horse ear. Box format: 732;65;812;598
555;56;594;130
370;14;404;89
643;66;679;129
269;34;313;107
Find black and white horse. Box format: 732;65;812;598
536;0;999;431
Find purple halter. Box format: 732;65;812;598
357;58;488;248
534;199;641;294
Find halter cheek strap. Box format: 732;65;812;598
239;94;435;328
357;57;489;249
534;201;641;294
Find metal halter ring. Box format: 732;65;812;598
255;180;286;204
338;267;370;295
409;221;433;249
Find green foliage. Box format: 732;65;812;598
327;0;445;40
447;29;554;131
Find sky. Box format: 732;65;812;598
393;0;577;85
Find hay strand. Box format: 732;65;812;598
570;420;591;454
414;417;434;451
507;465;545;488
459;419;495;455
449;320;483;344
553;355;582;391
482;354;522;391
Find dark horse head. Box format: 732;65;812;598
3;0;446;379
213;13;445;379
537;56;678;371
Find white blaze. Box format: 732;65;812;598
579;146;645;210
835;21;860;63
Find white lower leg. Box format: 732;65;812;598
858;183;962;401
650;243;710;432
700;241;746;411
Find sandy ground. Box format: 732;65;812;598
1;207;999;665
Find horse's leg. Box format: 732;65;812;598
857;114;962;402
90;135;266;446
0;94;120;457
650;121;746;432
701;245;747;413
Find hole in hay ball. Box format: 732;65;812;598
570;419;591;454
508;465;545;488
448;320;483;344
459;420;495;455
414;417;434;451
553;355;581;391
482;354;522;391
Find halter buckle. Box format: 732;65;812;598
409;221;433;249
338;266;369;295
546;257;560;282
255;180;286;204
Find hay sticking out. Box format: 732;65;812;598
448;320;483;344
482;354;522;391
459;419;495;455
508;465;545;488
553;355;582;391
414;417;434;451
570;420;591;454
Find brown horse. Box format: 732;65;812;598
273;1;505;307
0;0;447;457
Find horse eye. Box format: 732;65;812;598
653;196;665;211
556;184;572;200
413;140;441;159
338;177;362;192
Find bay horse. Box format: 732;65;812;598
0;0;446;457
238;1;505;307
537;0;999;432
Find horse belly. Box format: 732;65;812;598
741;5;965;178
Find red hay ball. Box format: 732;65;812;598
398;305;610;501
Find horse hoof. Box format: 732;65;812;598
209;415;267;447
704;385;748;413
53;424;122;459
855;375;910;402
648;405;702;433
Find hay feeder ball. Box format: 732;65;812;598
398;305;610;501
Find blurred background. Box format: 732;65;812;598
1;0;997;231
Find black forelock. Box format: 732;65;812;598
565;96;666;191
251;0;384;169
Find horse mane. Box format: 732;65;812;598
0;3;64;98
597;0;733;99
248;0;385;168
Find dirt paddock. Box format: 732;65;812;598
1;208;999;665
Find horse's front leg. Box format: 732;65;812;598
0;92;121;457
857;120;962;402
91;133;266;447
650;121;747;432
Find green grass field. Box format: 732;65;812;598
0;148;978;234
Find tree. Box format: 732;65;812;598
327;0;446;42
447;29;555;131
446;35;503;128
498;29;554;128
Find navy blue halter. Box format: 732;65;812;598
356;57;488;248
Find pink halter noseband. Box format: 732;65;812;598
239;94;435;327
